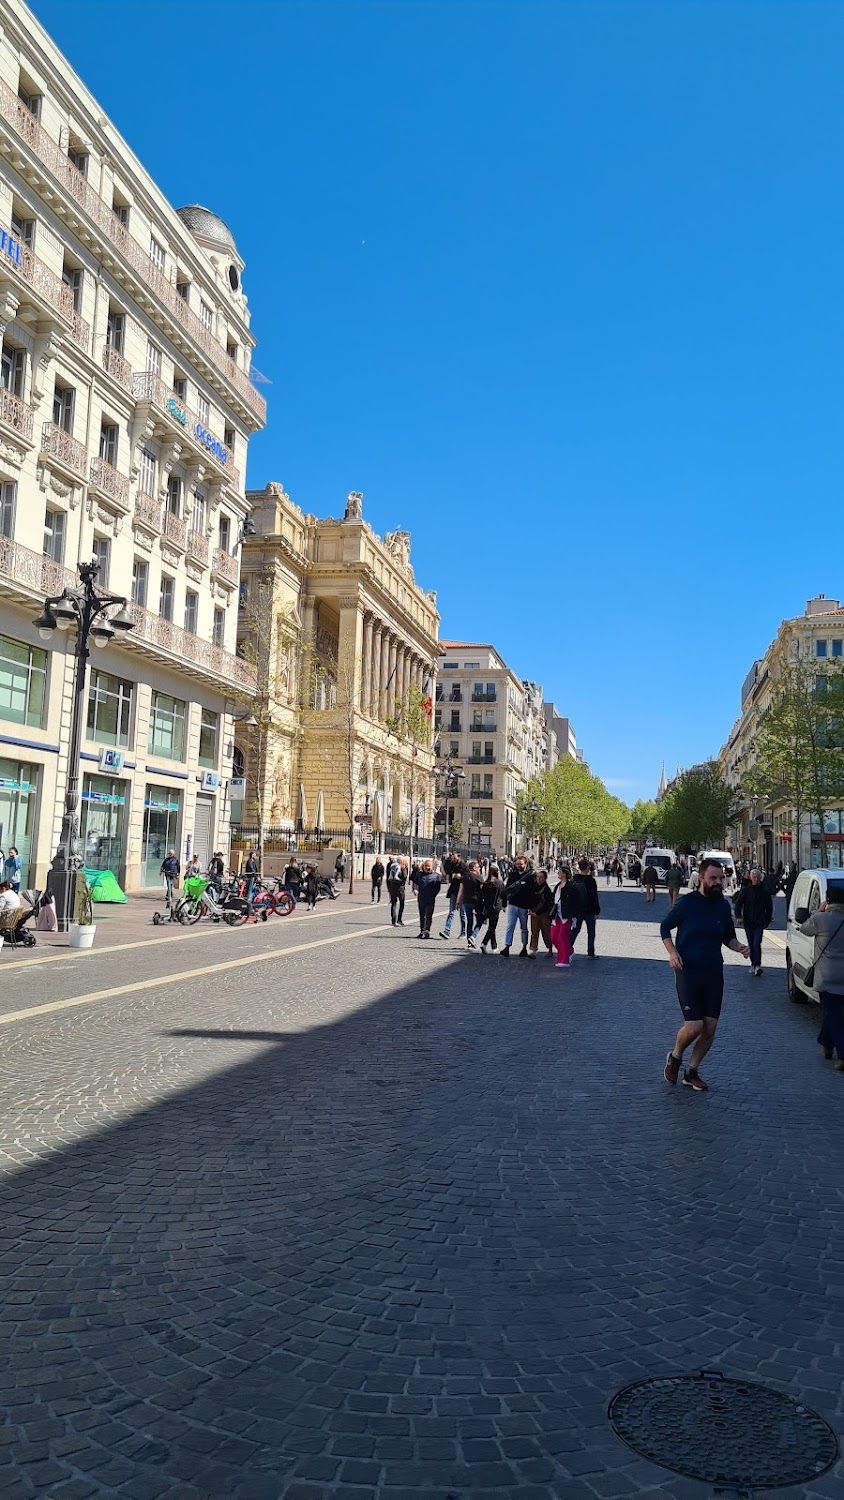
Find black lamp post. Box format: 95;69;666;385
437;752;464;858
34;560;135;930
525;797;544;853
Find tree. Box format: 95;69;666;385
626;799;660;847
657;761;738;851
518;761;629;852
748;657;844;865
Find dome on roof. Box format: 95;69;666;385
176;204;238;256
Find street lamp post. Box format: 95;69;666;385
34;560;135;930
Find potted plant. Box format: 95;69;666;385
69;876;96;950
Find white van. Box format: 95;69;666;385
786;868;844;1004
698;849;736;886
641;848;677;885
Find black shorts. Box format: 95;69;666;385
675;968;724;1022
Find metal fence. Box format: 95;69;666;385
230;825;494;863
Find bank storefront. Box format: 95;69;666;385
0;757;39;887
142;784;183;886
81;774;127;873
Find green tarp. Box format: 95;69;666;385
83;867;127;903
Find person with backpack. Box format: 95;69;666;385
476;863;505;952
386;855;407;926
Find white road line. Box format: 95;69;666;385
0;906;343;973
0;925;386;1027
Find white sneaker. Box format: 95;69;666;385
555;961;571;969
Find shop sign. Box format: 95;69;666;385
145;798;180;811
195;424;228;465
229;777;246;796
0;228;22;267
83;791;125;805
199;771;219;790
98;748;124;771
0;777;29;791
166;396;189;427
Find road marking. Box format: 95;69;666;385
0;925;387;1028
767;932;786;949
0;906;343;973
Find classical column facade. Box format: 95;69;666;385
361;613;374;714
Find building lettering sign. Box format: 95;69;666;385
0;228;22;268
145;798;180;812
199;770;219;790
0;777;30;791
98;748;124;771
195;424;228;465
229;777;246;796
166;396;188;428
82;791;125;806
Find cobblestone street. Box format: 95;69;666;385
0;886;842;1500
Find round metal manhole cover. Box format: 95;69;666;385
608;1371;839;1488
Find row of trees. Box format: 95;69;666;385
516;757;630;851
626;762;737;851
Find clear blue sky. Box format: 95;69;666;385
31;0;844;802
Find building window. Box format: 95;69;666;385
1;341;25;397
218;515;231;553
473;807;493;829
99;421;118;467
87;670;133;747
149;236;165;272
197;393;210;427
62;258;83;310
816;640;828;658
443;661;458;669
184;590;198;635
138;446;157;497
224;426;235;455
17;81;41;118
146;340;162;377
149;691;186;760
166;473;182;515
52;381;74;433
159;575;175;622
191;488;207;535
226;340;238;363
106;307;125;353
833;640;843;659
43;507;65;562
11;208;35;249
199;301;213;332
92;534;111;588
172;374;187;402
112;198;129;226
0;633;47;727
199;708;219;768
175;277;190;301
450;741;459;756
0;480;16;539
212;607;225;649
67;144;88;176
131;557;148;608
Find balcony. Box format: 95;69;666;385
467;753;495;764
449;690;463;703
40;421;87;477
472;690;496;703
0;387;34;443
0;534;76;605
162;510;187;550
132;372;241;487
471;721;497;733
448;720;462;733
90;455;130;510
187;529;209;567
212;546;238;585
127;602;256;691
0;74;266;426
0;238;90;350
470;789;494;800
134;492;161;530
102;343;134;391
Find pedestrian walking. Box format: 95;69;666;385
499;855;533;956
630;856;642;887
527;868;555;958
439;852;467;938
414;859;441;937
159;848;180;910
304;864;319;910
244;848;260;908
571;858;601;957
666;860;684;907
386;855;407;926
614;857;624;887
642;864;658;902
370;856;385;903
733;868;773;976
661;856;750;1092
604;857;613;885
207;851;225;894
283;856;301;903
795;894;844;1070
334;850;347;884
551;864;583;967
477;864;505;952
454;859;483;949
3;845;21;893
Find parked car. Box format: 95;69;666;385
786;867;844;1004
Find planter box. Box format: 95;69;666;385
69;923;96;950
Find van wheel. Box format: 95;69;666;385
787;953;807;1004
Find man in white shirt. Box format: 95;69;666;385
0;881;21;915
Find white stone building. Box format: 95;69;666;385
0;0;265;890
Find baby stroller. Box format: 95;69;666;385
0;890;38;948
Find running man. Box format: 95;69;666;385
661;856;749;1092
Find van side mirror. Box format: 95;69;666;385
794;906;809;924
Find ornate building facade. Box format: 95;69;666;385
236;487;440;843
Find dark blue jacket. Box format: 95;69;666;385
660;891;737;970
415;871;441;904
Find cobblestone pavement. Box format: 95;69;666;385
0;885;842;1500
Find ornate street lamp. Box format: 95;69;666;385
34;560;134;930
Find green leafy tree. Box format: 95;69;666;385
384;682;434;862
519;762;629;851
626;799;661;847
657;761;738;851
748;657;844;865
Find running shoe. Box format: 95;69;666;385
682;1068;708;1092
663;1051;680;1085
467;936;476;949
555;961;571;969
439;930;449;940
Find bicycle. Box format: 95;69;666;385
173;876;244;927
251;878;296;917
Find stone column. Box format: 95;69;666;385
361;614;373;715
379;630;390;720
371;623;383;718
338;596;365;712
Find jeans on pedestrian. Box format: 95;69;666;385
818;991;844;1059
418;896;437;934
504;904;529;949
572;913;597;955
442;892;467;937
745;925;764;969
164;876;175;907
460;900;478;942
389;884;405;923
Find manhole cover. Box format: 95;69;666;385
608;1370;839;1488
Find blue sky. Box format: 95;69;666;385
31;0;844;802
